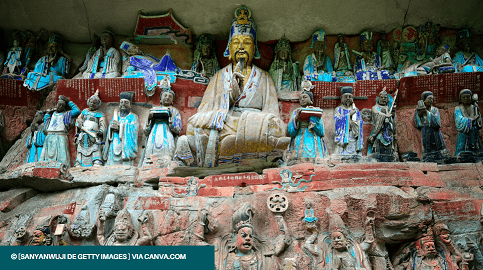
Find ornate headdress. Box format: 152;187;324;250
328;213;348;237
223;5;260;59
275;35;291;54
114;209;134;229
48;34;62;46
232;202;254;233
87;89;102;109
360;31;373;43
458;29;470;39
102;29;115;38
416;226;435;250
311;30;326;48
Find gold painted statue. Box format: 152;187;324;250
174;6;289;167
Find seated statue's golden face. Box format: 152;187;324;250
228;35;255;66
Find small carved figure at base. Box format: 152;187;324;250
414;91;450;163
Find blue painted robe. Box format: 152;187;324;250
127;54;177;93
287;109;328;161
106;112;138;166
3;48;22;74
414;106;448;159
354;52;392;80
25;124;46;163
38;101;80;167
454;51;483;73
24;55;69;91
303;53;334;82
454;105;483;157
141;106;181;166
334;106;363;155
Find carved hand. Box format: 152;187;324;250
110;121;119;131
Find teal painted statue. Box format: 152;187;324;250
334;35;354;82
454;30;483;73
304;30;334;82
74;90;107;167
38;95;80;167
286;81;327;164
25;111;46;163
140;88;182;167
105;92;139;166
2;31;24;78
454;89;483;162
24;34;71;91
269;36;300;93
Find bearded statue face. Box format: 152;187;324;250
228;35;255;67
235;227;253;254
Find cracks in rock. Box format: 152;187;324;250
81;0;92;41
402;0;412;27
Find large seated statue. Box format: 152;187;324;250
191;34;220;79
303;30;334;82
334;34;355;82
174;6;289;167
77;30;121;79
353;31;392;80
454;30;483;73
402;44;454;77
24;34;71;91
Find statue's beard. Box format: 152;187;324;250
234;50;250;65
120;107;131;117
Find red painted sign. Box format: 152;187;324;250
134;197;170;210
38;202;76;217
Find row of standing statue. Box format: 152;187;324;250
8;190;483;270
1;12;482;95
23;5;483;169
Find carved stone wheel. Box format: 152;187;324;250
267;193;289;213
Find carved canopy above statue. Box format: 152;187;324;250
134;9;192;46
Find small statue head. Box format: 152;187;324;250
100;30;114;48
120;41;143;56
311;30;326;53
299;91;314;107
98;193;121;221
87;90;102;111
360;31;374;53
12;31;23;48
119;91;134;114
434;222;451;245
14;226;28;242
160;89;175;107
55;95;69;113
47;34;62;56
417;226;437;258
378;88;388;106
232;202;255;254
459;89;472;105
458;29;471;53
275;36;291;62
435;44;450;56
340;86;354;108
421;91;433;108
224;5;260;64
280;169;292;183
113;209;135;243
32;225;51;246
337;34;344;44
91;34;100;47
197;34;216;59
331;230;348;251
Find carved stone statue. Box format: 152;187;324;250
433;222;470;270
13;226;29;246
79;34;100;74
334;35;353;76
25;111;46;163
218;202;280;270
104;91;139;166
367;88;397;161
172;177;206;197
120;41;175;96
286;85;328;164
140;88;181;168
269;36;300;93
191;205;219;246
353;31;391;80
97;209;152;246
191;34;220;78
454;89;483;162
334;86;363;156
174;5;289;167
2;31;23;76
304;30;334;82
414;91;449;163
68;205;95;239
377;32;394;71
78;30;121;79
23;29;47;68
304;213;372;270
402;44;454;76
24;34;71;91
454;30;483;73
74;90;107;167
38;95;80;167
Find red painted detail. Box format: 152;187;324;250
38;202;76;217
32;167;62;179
432;200;478;218
206;172;269;187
